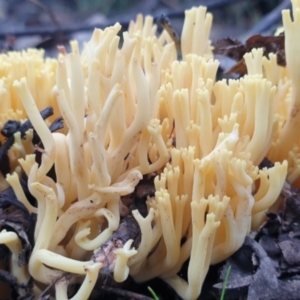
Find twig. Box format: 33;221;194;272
92;213;141;271
98;286;154;300
160;0;180;9
241;0;291;40
92;179;154;275
27;0;60;27
157;14;181;52
38;273;72;299
0;0;252;38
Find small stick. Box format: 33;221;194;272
157;14;181;53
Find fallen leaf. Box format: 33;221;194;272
214;34;285;75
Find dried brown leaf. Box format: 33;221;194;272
214;34;285;75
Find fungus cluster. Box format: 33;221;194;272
0;1;299;299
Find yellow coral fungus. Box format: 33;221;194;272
0;2;299;300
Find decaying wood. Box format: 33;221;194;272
92;178;155;275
